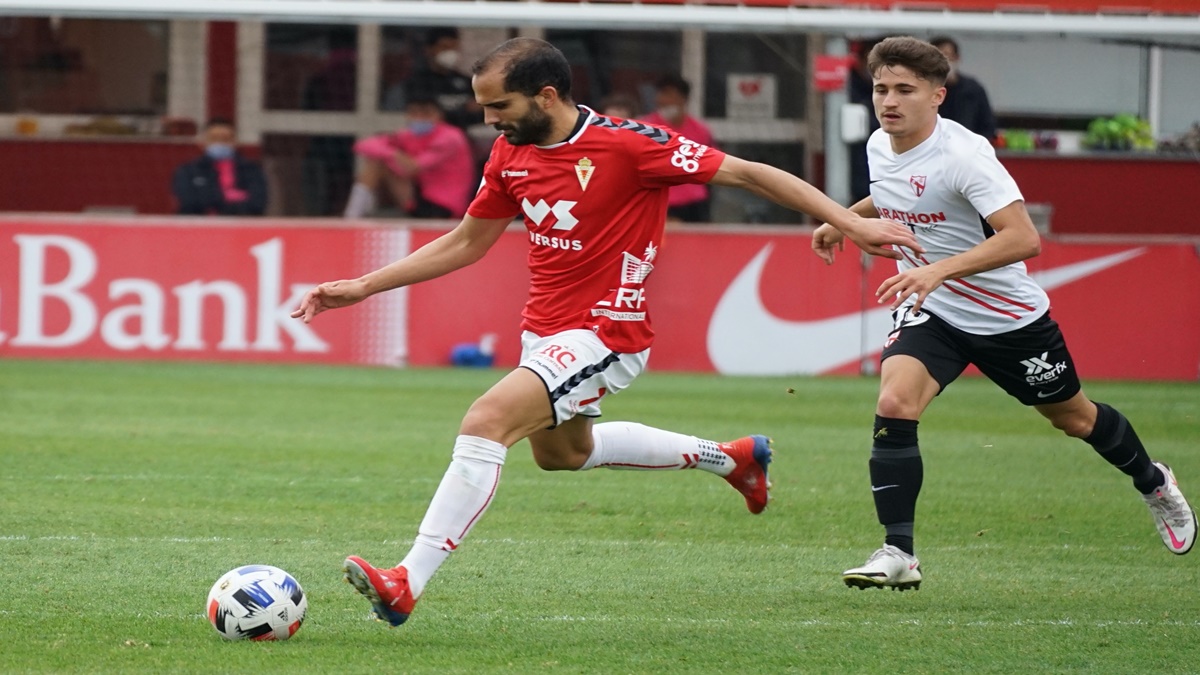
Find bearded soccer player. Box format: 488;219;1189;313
292;37;921;626
812;36;1196;591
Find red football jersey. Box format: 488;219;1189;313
468;107;725;353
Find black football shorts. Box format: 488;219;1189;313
881;308;1081;406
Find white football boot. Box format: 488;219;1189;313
843;544;922;591
1142;462;1197;555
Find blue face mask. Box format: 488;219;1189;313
206;143;235;160
408;120;435;136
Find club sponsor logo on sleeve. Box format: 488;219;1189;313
670;136;708;174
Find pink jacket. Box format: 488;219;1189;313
354;122;475;217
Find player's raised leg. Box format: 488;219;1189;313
520;329;772;513
1038;394;1196;554
567;423;772;514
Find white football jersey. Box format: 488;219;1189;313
868;116;1049;335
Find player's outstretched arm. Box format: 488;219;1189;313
710;156;921;259
291;214;512;323
812;197;879;265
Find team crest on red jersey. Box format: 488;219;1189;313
909;175;926;197
575;157;595;191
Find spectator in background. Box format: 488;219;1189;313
406;27;483;131
599;92;640;120
172;118;268;216
643;74;716;223
929;36;996;142
344;95;475;220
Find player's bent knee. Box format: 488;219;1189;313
530;441;589;471
531;452;577;471
459;402;513;445
876;392;918;420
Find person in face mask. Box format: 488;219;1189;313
930;36;997;142
171;118;269;216
642;74;717;223
344;95;475;220
404;27;483;132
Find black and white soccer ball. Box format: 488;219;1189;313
206;565;307;641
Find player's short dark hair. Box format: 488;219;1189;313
655;73;691;99
868;36;950;86
928;36;960;57
425;27;460;47
205;117;234;130
472;37;572;101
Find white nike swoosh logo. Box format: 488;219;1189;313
1037;386;1066;399
707;244;1145;375
871;484;900;492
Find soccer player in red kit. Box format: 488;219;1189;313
293;37;921;627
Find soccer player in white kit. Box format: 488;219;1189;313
292;38;921;625
813;37;1197;591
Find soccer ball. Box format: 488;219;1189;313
206;564;307;641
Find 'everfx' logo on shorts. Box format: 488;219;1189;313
1022;352;1068;383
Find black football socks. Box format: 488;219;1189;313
1085;402;1163;495
870;416;922;556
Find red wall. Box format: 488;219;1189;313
0;139;260;215
1;139;1196;235
1001;154;1200;236
0;139;195;214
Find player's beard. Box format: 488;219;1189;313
497;104;554;146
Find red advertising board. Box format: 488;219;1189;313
2;217;1198;381
0;217;410;365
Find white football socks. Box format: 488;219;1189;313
399;435;506;598
581;422;734;476
343;182;376;219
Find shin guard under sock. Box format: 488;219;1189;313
871;416;922;556
1085;402;1162;494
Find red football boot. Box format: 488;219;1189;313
719;435;773;514
343;556;417;626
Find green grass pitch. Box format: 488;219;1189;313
1;359;1198;673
